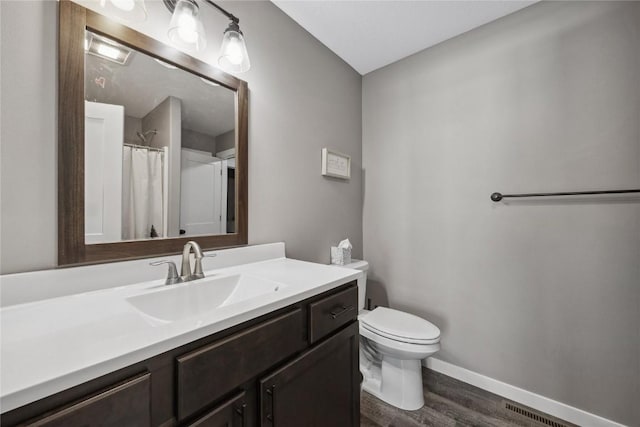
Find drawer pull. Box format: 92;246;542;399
235;403;247;427
330;305;354;319
265;384;276;424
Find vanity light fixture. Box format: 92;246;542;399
167;0;207;52
163;0;251;73
218;20;251;73
99;0;148;23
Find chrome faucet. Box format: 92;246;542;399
180;241;216;282
150;241;216;285
181;241;204;281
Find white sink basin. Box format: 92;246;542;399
126;274;286;322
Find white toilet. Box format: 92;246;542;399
340;260;441;411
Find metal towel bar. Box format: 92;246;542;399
490;189;640;202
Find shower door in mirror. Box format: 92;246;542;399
84;30;237;244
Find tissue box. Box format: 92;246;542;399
331;246;351;265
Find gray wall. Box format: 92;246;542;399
143;96;182;238
231;1;362;262
0;1;58;273
123;115;141;144
215;129;235;153
182;128;216;155
0;0;362;273
362;2;639;425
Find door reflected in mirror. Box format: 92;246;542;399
84;31;237;244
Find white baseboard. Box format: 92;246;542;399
424;358;627;427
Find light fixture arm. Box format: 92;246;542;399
202;0;239;24
163;0;239;24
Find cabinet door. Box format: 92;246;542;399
259;322;359;427
187;391;247;427
24;373;150;427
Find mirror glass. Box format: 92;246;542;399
83;31;237;244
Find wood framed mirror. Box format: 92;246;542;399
58;0;248;266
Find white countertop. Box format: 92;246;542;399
0;257;360;413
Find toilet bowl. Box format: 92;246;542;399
337;260;441;411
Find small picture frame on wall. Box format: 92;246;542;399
321;148;351;179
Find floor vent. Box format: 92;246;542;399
503;400;572;427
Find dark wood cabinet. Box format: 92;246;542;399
259;322;360;427
22;373;151;427
2;282;358;427
309;286;358;343
176;309;305;421
186;391;247;427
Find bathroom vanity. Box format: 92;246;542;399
0;245;361;427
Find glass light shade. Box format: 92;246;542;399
168;0;206;52
218;26;250;73
99;0;147;23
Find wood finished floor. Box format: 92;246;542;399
360;368;576;427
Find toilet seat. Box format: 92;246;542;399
360;307;440;345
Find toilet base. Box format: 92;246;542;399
362;356;424;411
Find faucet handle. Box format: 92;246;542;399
150;260;183;285
193;253;217;280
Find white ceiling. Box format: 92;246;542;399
272;1;536;75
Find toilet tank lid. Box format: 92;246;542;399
340;259;369;271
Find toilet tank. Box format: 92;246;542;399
339;259;369;311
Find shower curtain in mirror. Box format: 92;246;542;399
122;146;165;240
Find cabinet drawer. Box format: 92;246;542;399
309;285;357;344
187;391;247;427
24;373;150;427
177;309;305;421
